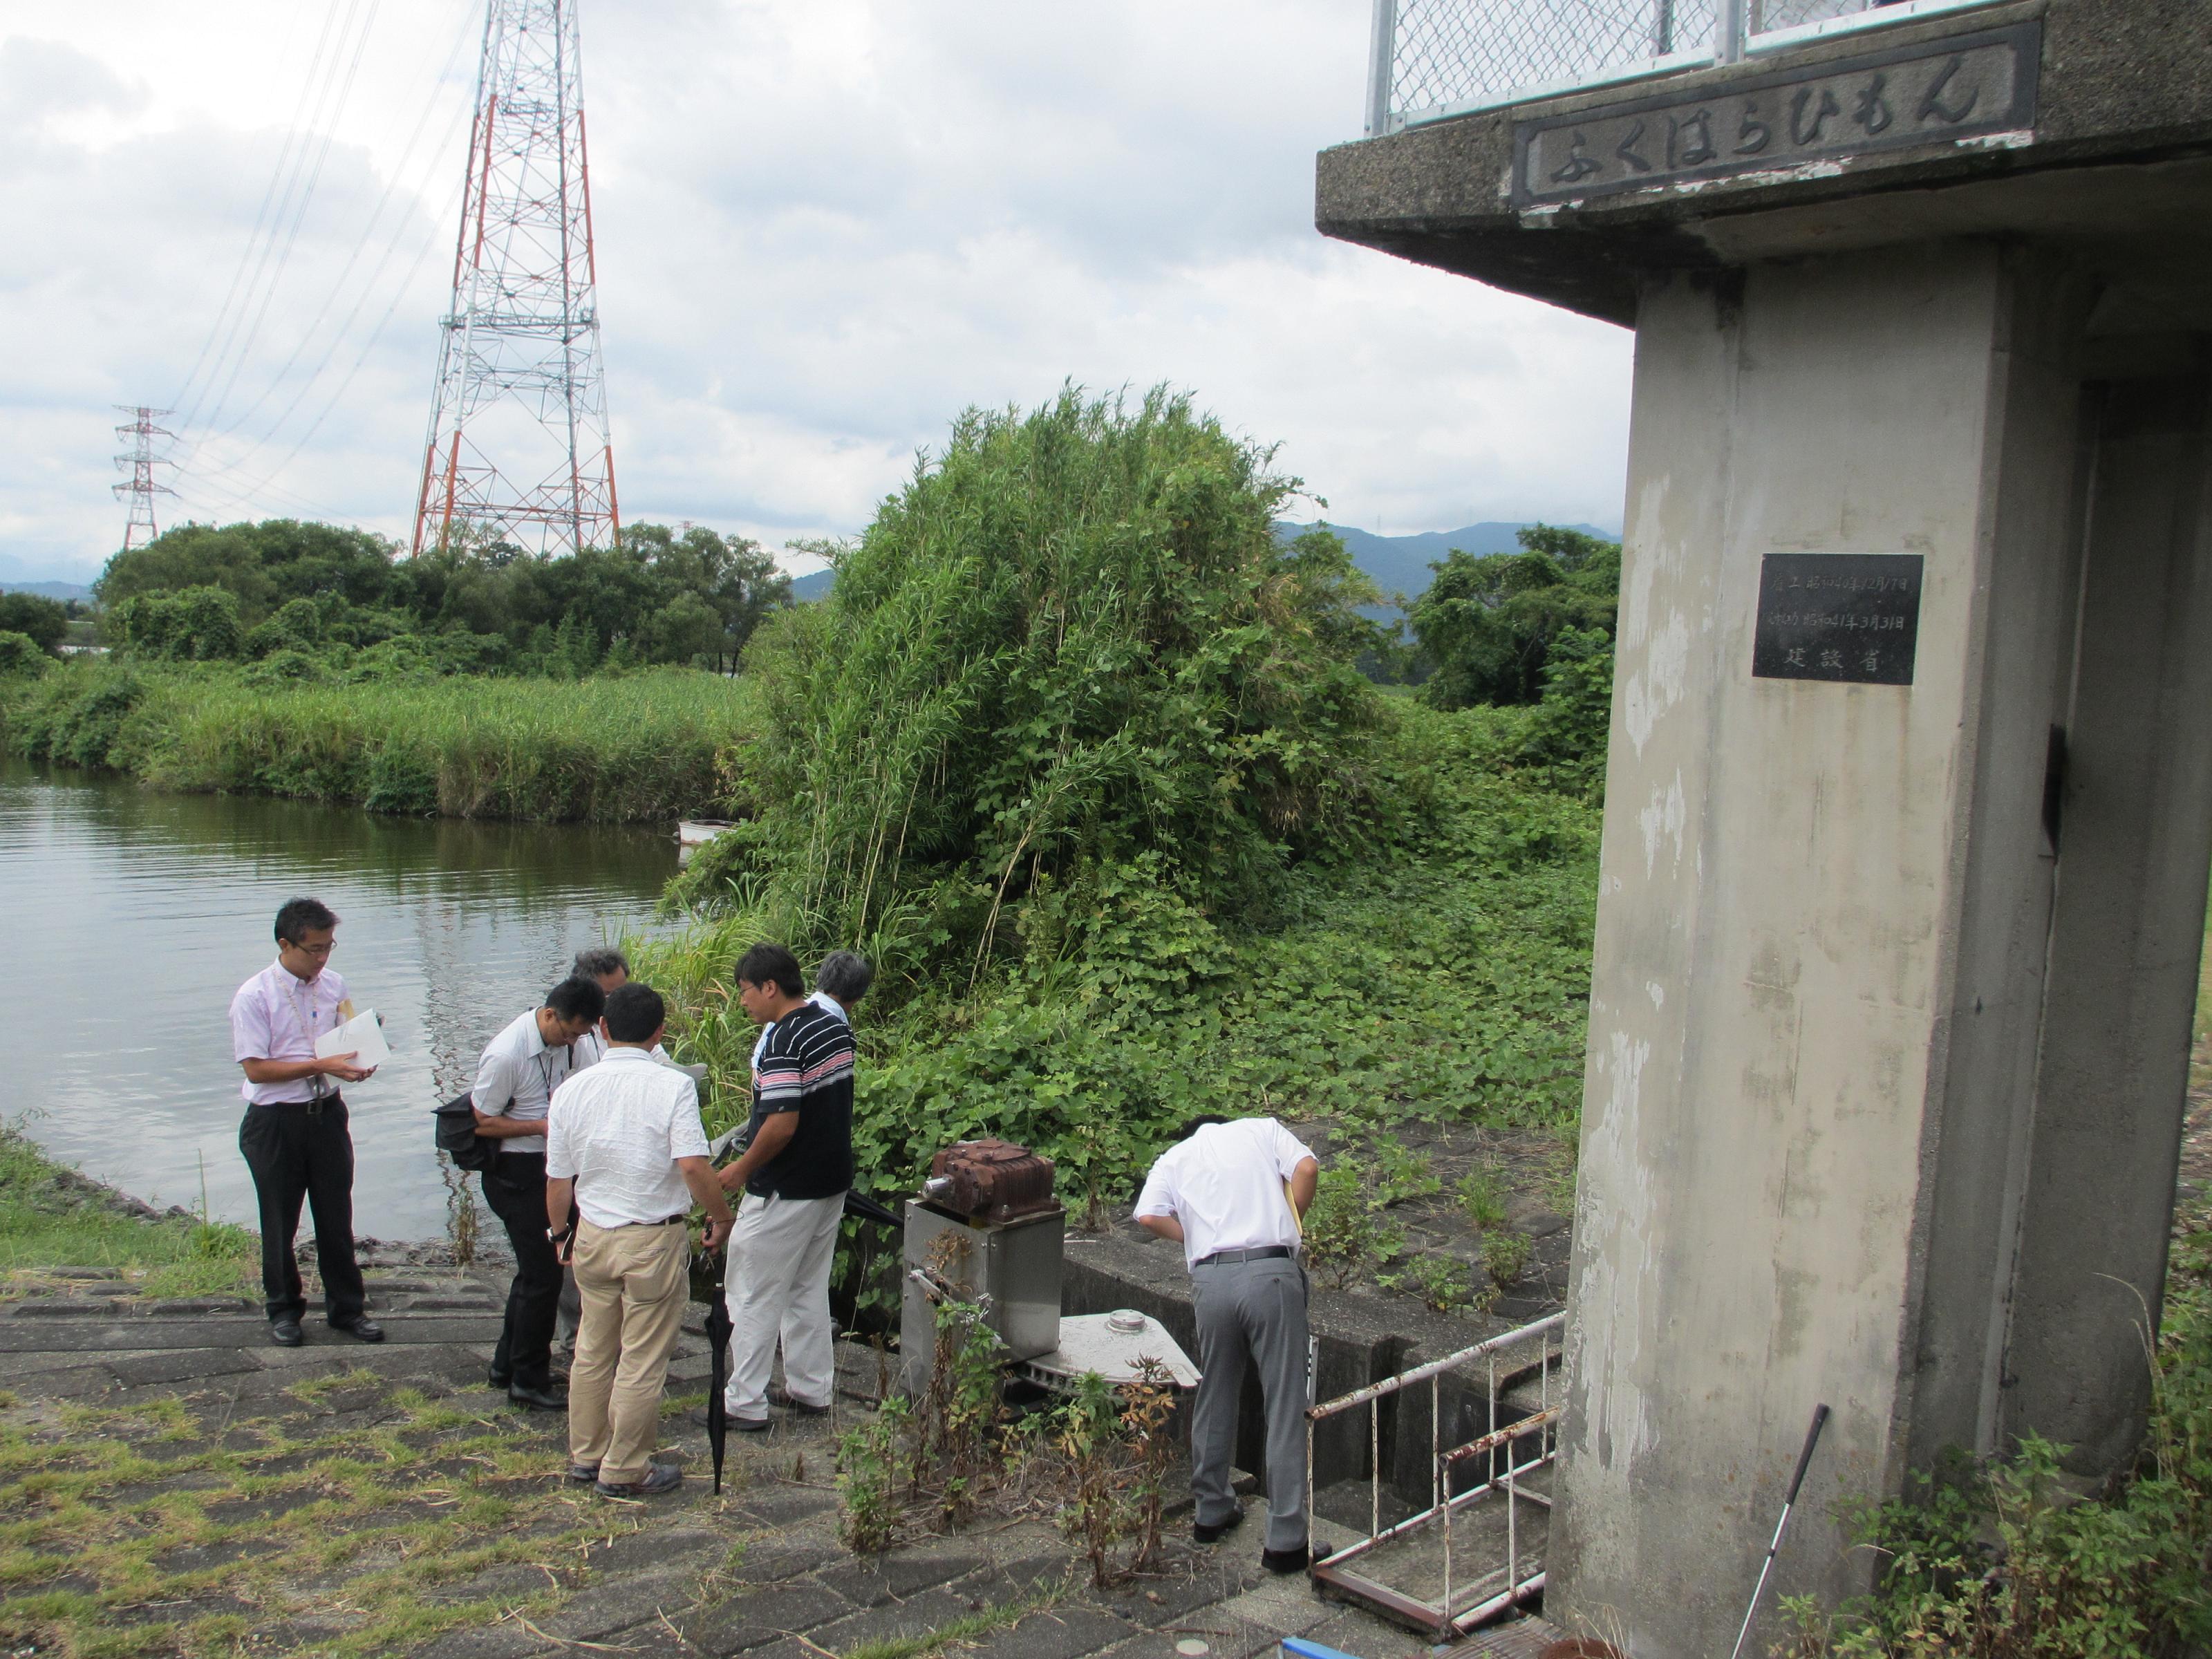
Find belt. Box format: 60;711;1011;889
615;1215;687;1228
1193;1245;1294;1268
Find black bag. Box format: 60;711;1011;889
433;1090;496;1172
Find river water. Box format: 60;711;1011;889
0;759;677;1241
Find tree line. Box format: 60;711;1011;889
75;518;794;679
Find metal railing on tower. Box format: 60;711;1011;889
1363;0;2012;136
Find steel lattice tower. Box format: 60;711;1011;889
113;406;178;552
411;0;618;558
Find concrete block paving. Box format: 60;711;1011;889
0;1262;1486;1658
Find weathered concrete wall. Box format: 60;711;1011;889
2004;369;2212;1470
1550;245;2094;1655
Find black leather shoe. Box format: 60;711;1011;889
1193;1507;1244;1544
330;1315;384;1343
730;1414;771;1434
1262;1542;1309;1575
270;1317;303;1349
488;1367;512;1390
508;1382;566;1412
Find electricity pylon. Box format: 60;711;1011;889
411;0;619;557
113;406;178;552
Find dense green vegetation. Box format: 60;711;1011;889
95;516;789;677
1408;523;1620;711
0;594;68;659
636;389;1605;1215
1785;1199;2212;1658
0;662;749;822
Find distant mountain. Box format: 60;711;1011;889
1278;521;1618;611
776;521;1620;615
1;580;92;602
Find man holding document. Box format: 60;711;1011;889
230;897;385;1349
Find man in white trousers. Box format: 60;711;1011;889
717;942;856;1430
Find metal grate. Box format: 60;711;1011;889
1389;0;1718;121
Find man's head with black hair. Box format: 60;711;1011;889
273;897;340;980
274;897;337;946
1177;1114;1232;1143
735;943;803;998
603;982;666;1045
541;976;607;1045
735;942;806;1027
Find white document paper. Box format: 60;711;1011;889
315;1009;389;1071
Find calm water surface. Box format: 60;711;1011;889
0;759;677;1239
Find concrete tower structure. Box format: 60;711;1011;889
1319;1;2212;1651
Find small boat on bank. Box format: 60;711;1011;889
676;819;735;865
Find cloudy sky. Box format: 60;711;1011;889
1;0;1633;586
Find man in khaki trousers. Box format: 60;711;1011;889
545;983;732;1498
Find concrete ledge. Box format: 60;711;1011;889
1315;0;2212;324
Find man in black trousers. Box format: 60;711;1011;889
471;976;606;1409
229;897;384;1349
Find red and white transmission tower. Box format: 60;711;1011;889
113;406;178;552
411;0;618;558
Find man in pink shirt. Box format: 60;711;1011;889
229;897;383;1349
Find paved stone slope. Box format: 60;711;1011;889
0;1262;1465;1659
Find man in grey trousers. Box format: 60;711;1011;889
1134;1114;1321;1572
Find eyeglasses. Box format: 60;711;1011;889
287;940;336;957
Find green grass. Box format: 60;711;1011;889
0;661;756;823
0;1127;254;1298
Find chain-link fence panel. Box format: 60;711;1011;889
1750;0;1873;35
1389;0;1721;118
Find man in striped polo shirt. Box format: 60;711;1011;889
716;942;856;1430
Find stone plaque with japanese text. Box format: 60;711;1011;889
1753;553;1922;685
1513;21;2038;206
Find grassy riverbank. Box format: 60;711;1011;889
0;1127;254;1300
0;662;753;823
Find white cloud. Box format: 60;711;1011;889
1;0;1631;583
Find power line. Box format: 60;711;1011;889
193;0;386;438
191;6;478;453
167;2;348;423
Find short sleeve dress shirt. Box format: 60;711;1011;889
545;1049;711;1228
1134;1117;1318;1268
229;962;350;1105
472;1009;579;1156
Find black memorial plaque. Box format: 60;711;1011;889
1752;553;1922;686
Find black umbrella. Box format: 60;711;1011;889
702;1248;735;1494
842;1188;900;1230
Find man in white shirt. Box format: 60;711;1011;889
229;897;383;1350
1135;1114;1320;1572
545;982;733;1499
470;976;606;1410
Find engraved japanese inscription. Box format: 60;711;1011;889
1752;554;1922;686
1513;21;2038;206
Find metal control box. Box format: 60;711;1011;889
901;1199;1064;1396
